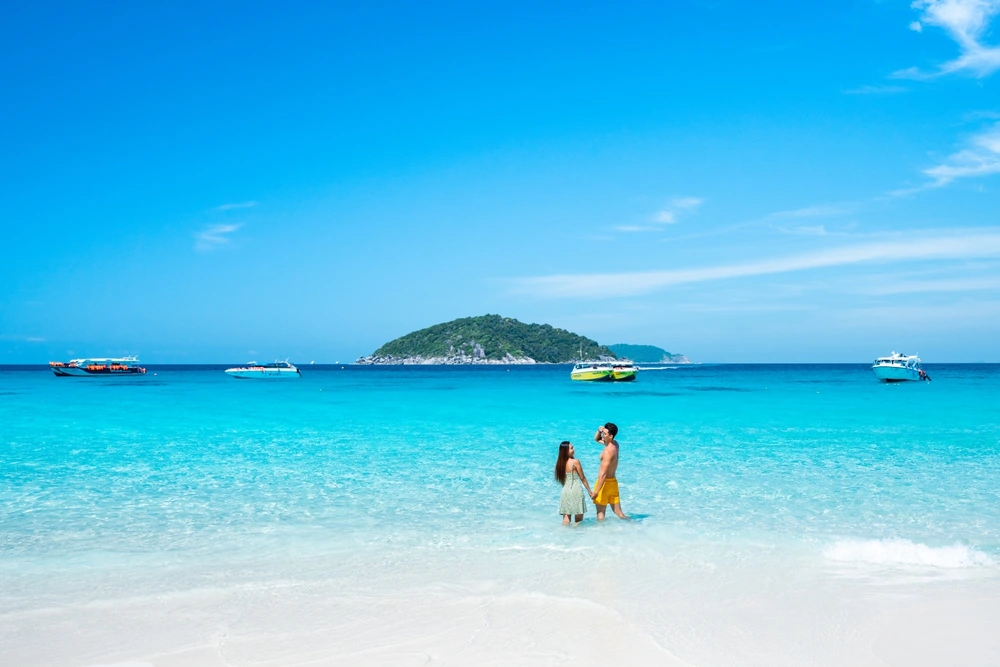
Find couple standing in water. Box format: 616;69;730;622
555;422;630;524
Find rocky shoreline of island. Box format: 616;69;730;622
355;353;539;365
355;352;692;365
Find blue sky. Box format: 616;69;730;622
3;1;1000;362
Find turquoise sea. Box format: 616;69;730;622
3;364;1000;666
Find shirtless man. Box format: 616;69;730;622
590;422;629;520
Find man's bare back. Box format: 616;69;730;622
600;440;619;478
591;422;629;520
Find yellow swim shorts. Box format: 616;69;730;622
593;478;620;505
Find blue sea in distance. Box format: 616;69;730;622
2;363;1000;664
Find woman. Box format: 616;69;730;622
555;441;592;524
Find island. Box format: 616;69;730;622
607;343;691;364
356;315;616;364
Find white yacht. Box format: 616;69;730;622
871;352;924;382
225;360;301;379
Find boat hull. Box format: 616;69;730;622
612;370;637;381
225;369;300;379
51;366;146;377
570;369;614;382
872;366;921;382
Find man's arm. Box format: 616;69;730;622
591;450;610;499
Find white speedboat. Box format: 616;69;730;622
225;360;301;379
871;352;924;382
50;356;147;377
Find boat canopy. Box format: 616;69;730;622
68;356;140;365
872;352;921;367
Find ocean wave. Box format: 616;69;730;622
823;538;995;569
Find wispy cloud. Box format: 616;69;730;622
843;84;908;94
509;230;1000;298
860;276;1000;294
195;223;242;251
214;201;257;211
780;225;831;236
627;196;704;232
768;204;852;219
614;225;659;232
614;196;704;233
670;197;703;210
923;121;1000;185
676;302;818;313
897;0;1000;78
963;109;1000;120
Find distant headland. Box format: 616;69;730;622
607;343;690;364
355;315;689;365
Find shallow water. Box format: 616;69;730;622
2;364;999;665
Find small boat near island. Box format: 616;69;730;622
225;360;301;379
570;361;638;382
49;356;147;377
872;352;928;382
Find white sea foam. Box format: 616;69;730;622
824;539;995;569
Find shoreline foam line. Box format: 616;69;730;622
824;539;995;568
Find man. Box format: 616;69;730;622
590;422;629;520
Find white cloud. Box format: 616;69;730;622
963;110;1000;120
843;84;908;94
612;196;702;233
670;197;703;210
647;196;702;227
195;223;242;251
214;201;257;211
769;204;851;219
781;225;831;236
923;122;1000;185
884;186;924;198
898;0;1000;78
861;276;1000;294
615;225;659;232
509;230;1000;298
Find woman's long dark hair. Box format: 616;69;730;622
555;441;571;485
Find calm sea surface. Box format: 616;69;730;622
2;364;1000;664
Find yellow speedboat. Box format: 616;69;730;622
570;361;638;382
570;362;615;381
612;362;637;382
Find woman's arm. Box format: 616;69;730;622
575;459;592;494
